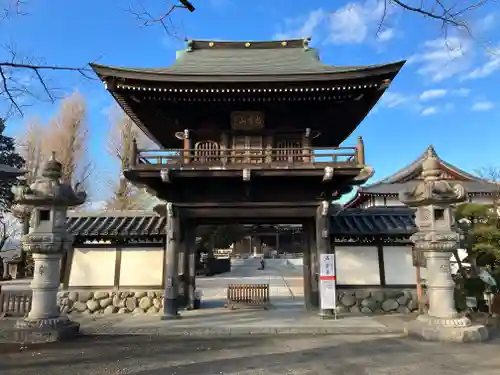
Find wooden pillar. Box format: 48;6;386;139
162;202;181;319
185;222;197;310
183;129;191;164
316;201;334;318
356;136;365;165
308;220;319;308
179;224;187;309
302;221;313;311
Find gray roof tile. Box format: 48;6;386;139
361;145;498;195
90;39;405;83
66;208;417;240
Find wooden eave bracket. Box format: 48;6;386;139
322;166;334;182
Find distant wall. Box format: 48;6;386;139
335;246;380;285
119;247;164;287
68;247;116;287
65;245;165;289
383;246;415;285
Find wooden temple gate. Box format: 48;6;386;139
91;38;404;318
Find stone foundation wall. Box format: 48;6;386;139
58;288;419;315
336;288;418;314
57;290;164;315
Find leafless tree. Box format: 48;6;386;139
128;0;195;36
106;106;158;211
0;211;22;279
16;116;45;183
43;91;92;189
0;212;21;252
381;0;492;34
0;1;93;120
476;166;500;213
133;0;491;38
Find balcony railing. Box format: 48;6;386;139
131;144;365;168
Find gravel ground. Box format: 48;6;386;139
1;332;500;375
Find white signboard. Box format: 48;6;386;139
319;254;336;310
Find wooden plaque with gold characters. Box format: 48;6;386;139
230;111;265;130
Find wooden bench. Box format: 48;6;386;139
0;289;32;318
226;283;270;310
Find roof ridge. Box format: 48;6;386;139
68;210;158;217
185;38;312;51
363;144;489;189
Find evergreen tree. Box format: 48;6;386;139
455;203;500;270
0;119;25;211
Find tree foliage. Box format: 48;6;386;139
0;118;24;210
455;203;500;269
199;224;246;250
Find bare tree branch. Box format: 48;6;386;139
0;59;94;118
127;0;195;36
1;4;98;119
387;0;492;35
106;106;158;210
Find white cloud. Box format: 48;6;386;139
471;101;495;111
463;46;500;80
420;89;447;101
452;88;470;97
274;0;398;45
475;13;496;32
421;107;438;116
409;36;473;82
376;28;394;42
327;0;392;44
380;92;409;108
274;9;326;40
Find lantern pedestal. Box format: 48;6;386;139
8;152;86;344
399;147;488;343
12;316;80;344
405;315;489;343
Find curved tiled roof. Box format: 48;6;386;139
66;208;417;240
360;145;498;196
90;38;405;83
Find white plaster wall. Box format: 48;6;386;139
119;247;164;287
68;247;116;287
469;196;493;205
383;246;416;285
287;258;304;267
335;246;380;285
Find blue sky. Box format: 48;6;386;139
1;0;499;204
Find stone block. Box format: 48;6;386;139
405;319;489;343
7;321;80;344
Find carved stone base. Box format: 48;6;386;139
10;316;80;343
319;309;335;320
405;314;489;343
160;313;182;320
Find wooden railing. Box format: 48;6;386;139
0;289;32;317
133;146;364;167
226;283;270;310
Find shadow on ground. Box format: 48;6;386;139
1;333;500;375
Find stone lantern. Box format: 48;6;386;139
12;152;86;340
399;147;488;342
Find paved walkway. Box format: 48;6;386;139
1;330;500;374
198;258;303;300
2;259;500;374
